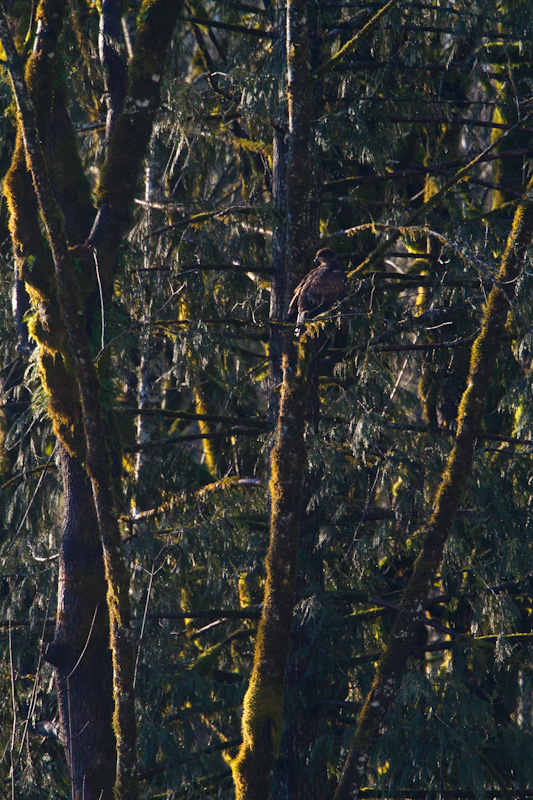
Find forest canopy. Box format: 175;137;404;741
2;1;533;799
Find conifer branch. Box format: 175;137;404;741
145;609;261;621
370;338;475;353
139;741;241;781
149;205;260;238
333;170;533;800
314;0;402;77
119;406;268;428
324;147;533;173
182;14;275;37
125;427;263;453
369;596;459;638
386;115;533;133
347;121;529;277
324;169;524;198
385;422;533;448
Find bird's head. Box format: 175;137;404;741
314;248;340;268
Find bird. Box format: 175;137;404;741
288;248;347;337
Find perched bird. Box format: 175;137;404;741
288;248;347;337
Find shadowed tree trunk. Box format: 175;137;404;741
268;0;288;423
0;3;113;797
271;467;329;800
270;7;327;795
48;447;116;799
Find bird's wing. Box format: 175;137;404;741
288;262;347;322
293;264;330;313
288;266;323;317
287;283;302;317
299;265;346;312
318;268;347;304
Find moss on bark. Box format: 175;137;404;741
232;346;309;800
232;2;318;796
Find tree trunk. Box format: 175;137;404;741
47;447;116;800
271;629;328;800
232;0;316;795
268;127;287;424
271;469;329;800
0;5;117;795
231;347;309;800
268;0;288;422
134;151;167;513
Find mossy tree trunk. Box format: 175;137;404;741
267;0;288;424
1;3;116;798
231;0;316;797
0;10;138;796
271;468;329;800
333;174;533;800
51;447;117;799
271;7;326;797
231;347;309;800
0;2;183;798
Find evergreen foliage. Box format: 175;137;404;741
1;0;533;798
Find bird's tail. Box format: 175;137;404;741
294;311;306;337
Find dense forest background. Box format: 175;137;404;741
2;0;533;798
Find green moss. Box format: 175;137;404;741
232;345;310;799
241;676;284;752
39;350;86;457
231;672;285;799
238;572;261;607
189;642;224;678
3;132;44;255
229;136;273;157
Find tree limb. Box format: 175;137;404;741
314;0;402;78
99;0;128;141
89;0;185;284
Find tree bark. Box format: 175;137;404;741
268;127;287;424
99;0;128;142
271;468;329;800
231;0;316;795
89;0;185;285
49;447;116;800
267;0;288;423
0;11;139;796
231;347;309;800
